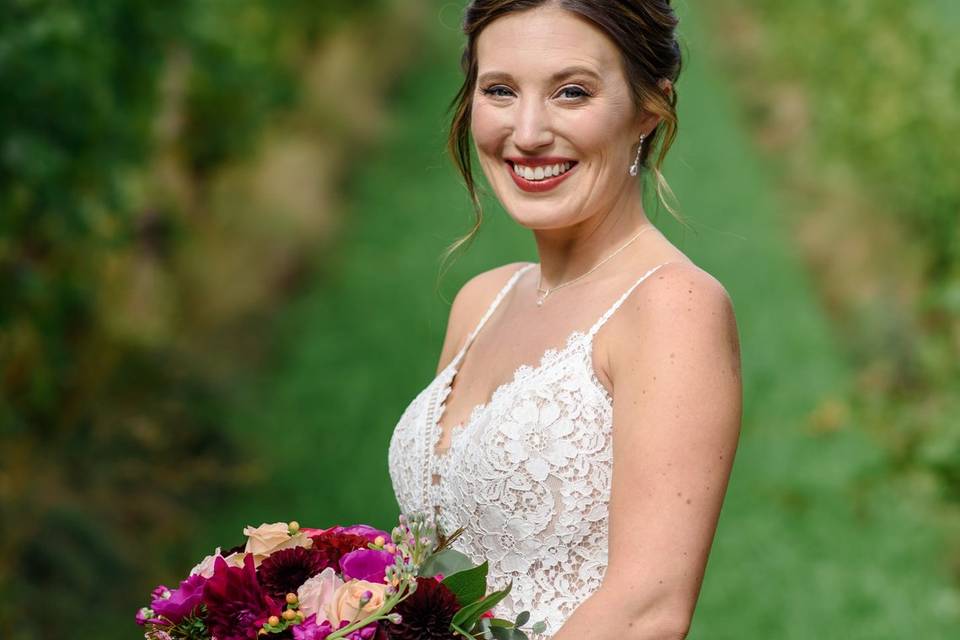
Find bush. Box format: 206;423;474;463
0;1;391;638
706;0;960;503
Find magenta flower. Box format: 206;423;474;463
135;606;163;626
339;549;395;583
293;614;336;640
292;616;380;640
202;554;280;640
151;574;206;623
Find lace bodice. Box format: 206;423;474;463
388;261;672;636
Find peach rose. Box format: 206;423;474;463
188;548;248;577
325;580;388;624
242;522;312;565
297;567;344;622
189;547;223;578
224;551;248;568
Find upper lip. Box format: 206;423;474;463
504;156;577;167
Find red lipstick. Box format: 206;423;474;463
505;158;579;193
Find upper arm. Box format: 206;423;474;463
602;263;742;629
434;261;533;376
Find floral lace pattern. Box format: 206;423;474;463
388;261;672;636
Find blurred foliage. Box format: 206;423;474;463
173;0;960;633
756;0;959;276
0;0;405;638
705;1;960;507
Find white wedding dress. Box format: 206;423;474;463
388;261;672;636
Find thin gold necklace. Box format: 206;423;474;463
535;224;655;307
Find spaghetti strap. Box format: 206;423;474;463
450;263;537;368
585;261;677;339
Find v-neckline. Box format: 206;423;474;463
426;258;675;462
431;327;598;459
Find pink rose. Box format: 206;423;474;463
298;567;344;623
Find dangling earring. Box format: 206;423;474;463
629;134;645;177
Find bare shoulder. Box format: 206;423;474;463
434;261;534;375
601;261;742;616
607;260;741;383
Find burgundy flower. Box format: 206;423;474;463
323;525;390;543
386;577;460;640
310;532;370;572
257;546;328;602
202;554;280;640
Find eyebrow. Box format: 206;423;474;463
477;65;602;85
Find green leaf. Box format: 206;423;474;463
514;610;529;627
452;582;513;632
441;561;488;606
490;628;528;640
419;548;475;577
487;618;514;627
451;621;479;640
531;621;547;634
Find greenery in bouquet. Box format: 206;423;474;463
136;513;545;640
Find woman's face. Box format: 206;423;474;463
470;4;652;231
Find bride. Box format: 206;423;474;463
389;1;742;638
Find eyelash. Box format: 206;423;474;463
479;85;592;100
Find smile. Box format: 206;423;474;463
505;158;579;193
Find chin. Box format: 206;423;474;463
500;199;587;230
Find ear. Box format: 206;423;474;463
658;77;674;99
634;78;674;138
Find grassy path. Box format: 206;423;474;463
202;3;959;637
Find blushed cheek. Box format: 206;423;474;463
558;103;633;164
470;102;507;156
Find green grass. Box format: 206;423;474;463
191;2;960;637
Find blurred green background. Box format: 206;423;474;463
1;1;957;638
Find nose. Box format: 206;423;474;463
511;96;553;152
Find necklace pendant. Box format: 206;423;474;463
536;297;544;307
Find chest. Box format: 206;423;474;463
388;334;616;522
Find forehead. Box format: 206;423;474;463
475;5;620;75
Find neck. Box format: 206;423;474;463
533;188;654;288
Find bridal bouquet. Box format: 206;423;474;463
136;513;545;640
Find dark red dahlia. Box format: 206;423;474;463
202;554;281;640
257;546;328;602
386;577;461;640
309;532;369;572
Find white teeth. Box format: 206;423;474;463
512;161;574;181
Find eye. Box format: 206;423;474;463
480;84;514;98
556;85;591;100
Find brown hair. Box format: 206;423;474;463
441;0;686;267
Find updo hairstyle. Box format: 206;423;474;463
442;0;686;263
